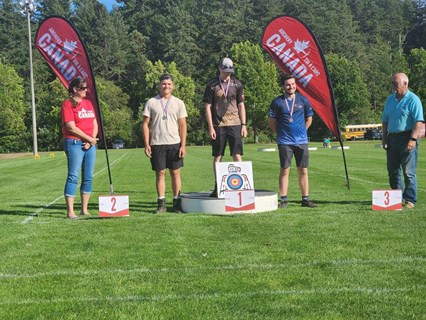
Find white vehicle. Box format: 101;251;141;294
112;139;124;149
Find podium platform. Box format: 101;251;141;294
180;190;278;214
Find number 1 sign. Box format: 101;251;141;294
372;190;402;211
225;189;255;212
99;195;129;217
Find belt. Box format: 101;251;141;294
388;130;411;136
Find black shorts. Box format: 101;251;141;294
278;144;309;168
211;125;243;157
150;143;183;171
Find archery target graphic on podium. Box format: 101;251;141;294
227;174;244;190
215;162;255;212
215;162;254;198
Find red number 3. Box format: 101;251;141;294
384;191;390;205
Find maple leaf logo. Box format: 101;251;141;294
294;39;310;57
63;40;77;56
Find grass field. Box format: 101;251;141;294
0;141;425;319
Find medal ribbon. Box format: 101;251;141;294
285;96;295;120
160;95;171;118
219;77;231;99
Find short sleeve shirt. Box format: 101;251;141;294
382;90;424;133
269;93;313;145
143;95;187;145
202;77;244;126
61;99;97;139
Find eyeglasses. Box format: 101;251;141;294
78;86;88;91
391;81;405;87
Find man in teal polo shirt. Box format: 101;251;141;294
382;72;424;208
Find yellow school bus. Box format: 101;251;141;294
341;124;382;141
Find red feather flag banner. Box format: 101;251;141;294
35;16;114;192
262;15;349;188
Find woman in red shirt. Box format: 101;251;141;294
62;77;98;219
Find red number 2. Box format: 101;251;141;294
111;197;117;211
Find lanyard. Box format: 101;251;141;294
285;96;296;121
219;77;231;99
160;96;171;119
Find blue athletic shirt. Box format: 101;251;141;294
382;90;424;133
269;93;314;145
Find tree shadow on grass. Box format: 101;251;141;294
0;199;157;218
307;200;371;206
284;199;373;211
0;203;67;218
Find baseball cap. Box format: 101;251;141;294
219;57;234;73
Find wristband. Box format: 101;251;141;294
241;123;246;126
409;137;417;142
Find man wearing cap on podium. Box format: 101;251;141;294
203;57;247;197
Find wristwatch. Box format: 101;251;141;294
241;123;246;126
409;137;417;141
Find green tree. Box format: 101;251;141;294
116;0;201;78
95;77;134;147
348;0;416;52
357;40;409;117
326;53;373;127
231;41;281;143
407;48;426;105
194;0;256;84
35;78;66;151
0;0;30;75
72;0;128;81
118;30;149;118
289;0;363;60
142;60;201;144
38;0;72;19
0;61;28;152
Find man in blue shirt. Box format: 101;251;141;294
269;73;317;208
382;72;424;209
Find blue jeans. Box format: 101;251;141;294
386;133;418;205
63;139;96;197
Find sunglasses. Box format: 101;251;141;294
78;86;88;91
222;65;233;69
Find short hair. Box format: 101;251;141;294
280;73;296;85
393;72;409;85
159;73;174;82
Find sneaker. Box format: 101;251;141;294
155;198;166;214
405;201;415;209
278;200;288;208
302;199;317;208
172;198;182;213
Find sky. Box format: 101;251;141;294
98;0;117;11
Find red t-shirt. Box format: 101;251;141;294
61;99;97;139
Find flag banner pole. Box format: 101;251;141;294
262;15;350;188
35;16;114;192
